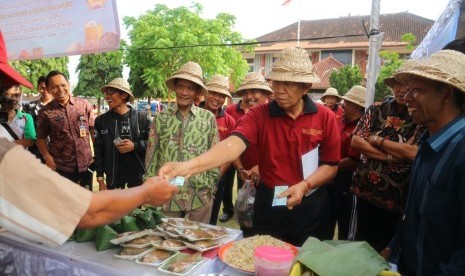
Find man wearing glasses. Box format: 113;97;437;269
36;70;96;190
0;84;36;147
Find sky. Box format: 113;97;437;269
68;0;453;84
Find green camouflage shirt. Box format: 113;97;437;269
145;104;220;212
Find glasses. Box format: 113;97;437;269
6;93;21;99
103;88;120;95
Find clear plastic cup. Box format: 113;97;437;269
254;245;294;276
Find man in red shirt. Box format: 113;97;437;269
225;72;271;121
200;75;236;225
224;72;273;223
321;87;343;126
232;72;273;187
159;47;341;246
327;85;365;240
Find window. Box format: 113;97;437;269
321;50;353;65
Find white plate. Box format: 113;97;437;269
152;239;188;251
135;248;179;267
120;235;164;248
158;253;206;275
110;229;152;245
156;223;181;238
114;247;154;260
162;218;200;229
175;228;214;242
182;240;222;252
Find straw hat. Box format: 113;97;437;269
341;85;366;108
235;72;273;96
206;75;232;98
165;62;208;95
266;47;320;84
101;78;135;102
384;59;421;88
0;31;33;88
395;50;465;94
321;87;341;102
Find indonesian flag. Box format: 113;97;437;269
282;0;293;5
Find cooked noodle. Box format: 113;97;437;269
223;235;291;272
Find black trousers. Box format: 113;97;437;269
252;183;332;247
355;198;401;252
57;167;92;191
327;170;354;240
210;166;236;225
221;167;236;216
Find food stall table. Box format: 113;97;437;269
0;229;247;275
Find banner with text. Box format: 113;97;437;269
0;0;120;61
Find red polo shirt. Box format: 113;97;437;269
329;104;344;130
340;119;360;162
232;96;341;188
215;108;236;141
224;101;245;121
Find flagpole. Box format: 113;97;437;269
297;0;301;46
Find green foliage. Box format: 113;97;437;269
74;41;125;98
10;57;69;94
329;65;363;95
402;33;416;51
375;51;403;102
123;3;252;100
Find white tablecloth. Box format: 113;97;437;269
0;229;247;276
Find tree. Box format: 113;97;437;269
123;3;251;100
329;65;364;95
74;41;125;114
375;51;404;102
10;57;69;93
375;33;416;102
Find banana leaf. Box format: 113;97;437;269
296;238;390;276
94;225;118;251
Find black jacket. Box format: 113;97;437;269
93;107;151;188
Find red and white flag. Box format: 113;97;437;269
282;0;293;6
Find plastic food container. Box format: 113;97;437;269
254;246;294;276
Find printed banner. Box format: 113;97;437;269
0;0;120;61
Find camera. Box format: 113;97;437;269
0;96;14;105
0;96;15;123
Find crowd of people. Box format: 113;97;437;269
1;24;465;274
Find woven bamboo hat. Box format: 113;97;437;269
101;78;135;103
266;47;320;84
321;87;341;102
165;62;208;95
235;72;273;96
384;59;421;88
206;75;232;98
395;50;465;93
341;85;366;108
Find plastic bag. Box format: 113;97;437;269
235;180;255;228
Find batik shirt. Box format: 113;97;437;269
351;99;418;212
145;104;220;212
37;97;95;173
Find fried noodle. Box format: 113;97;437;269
223;235;291;272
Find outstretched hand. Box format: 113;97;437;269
143;176;178;206
158;161;193;180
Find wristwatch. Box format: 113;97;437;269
97;176;104;181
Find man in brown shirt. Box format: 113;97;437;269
37;70;96;189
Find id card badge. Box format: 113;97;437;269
79;125;87;137
79;116;86;137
